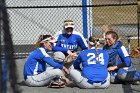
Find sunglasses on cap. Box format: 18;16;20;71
64;21;74;29
64;22;74;26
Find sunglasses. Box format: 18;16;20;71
64;22;74;26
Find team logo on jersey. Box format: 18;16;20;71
61;44;77;50
60;39;65;42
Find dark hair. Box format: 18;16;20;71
89;36;100;60
105;30;119;41
105;31;119;41
35;34;52;47
89;36;100;47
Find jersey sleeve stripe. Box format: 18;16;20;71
39;48;50;57
121;46;129;57
33;62;38;75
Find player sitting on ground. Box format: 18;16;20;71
54;19;88;68
23;35;69;87
69;36;110;89
103;30;140;84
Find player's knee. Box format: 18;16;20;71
110;75;116;83
54;69;62;76
69;69;81;79
117;69;127;80
69;69;76;76
53;51;65;62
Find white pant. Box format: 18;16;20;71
25;67;62;87
70;69;110;89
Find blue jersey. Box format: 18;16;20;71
56;31;88;52
73;47;109;82
103;41;131;69
52;46;68;53
24;47;63;80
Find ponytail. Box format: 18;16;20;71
89;36;100;61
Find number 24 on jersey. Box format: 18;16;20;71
87;53;104;65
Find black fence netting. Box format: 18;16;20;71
1;0;139;57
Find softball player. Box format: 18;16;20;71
103;31;140;84
24;35;69;86
54;20;88;68
55;19;88;53
70;36;110;89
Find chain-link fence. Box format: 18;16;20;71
3;0;138;57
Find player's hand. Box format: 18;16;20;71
67;50;73;55
108;66;118;72
69;52;77;59
62;77;70;84
67;50;77;58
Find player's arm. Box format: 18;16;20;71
108;46;131;71
104;51;109;67
39;48;63;69
43;57;63;69
52;46;68;54
52;46;75;57
77;35;88;50
117;46;131;68
73;54;82;71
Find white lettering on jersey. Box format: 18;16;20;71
69;45;72;49
87;53;104;65
61;44;77;50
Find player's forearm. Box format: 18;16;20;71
108;66;118;71
44;57;63;69
52;46;68;53
108;62;127;71
117;62;127;69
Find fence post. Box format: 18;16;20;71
138;2;140;47
0;2;3;92
82;0;88;39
